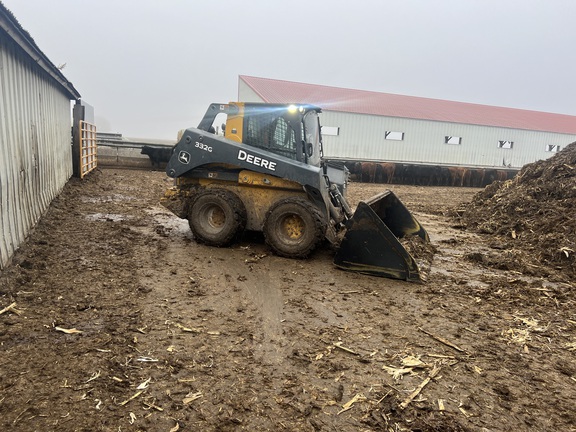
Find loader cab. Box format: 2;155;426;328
199;102;323;167
240;103;323;167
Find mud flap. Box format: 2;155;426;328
334;191;429;282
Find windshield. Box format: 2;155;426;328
303;111;322;167
244;111;298;160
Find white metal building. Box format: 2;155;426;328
238;75;576;169
0;3;81;269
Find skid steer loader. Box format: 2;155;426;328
161;102;429;282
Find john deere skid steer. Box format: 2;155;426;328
161;102;429;282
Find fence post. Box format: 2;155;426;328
72;101;85;178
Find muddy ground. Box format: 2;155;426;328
0;167;574;432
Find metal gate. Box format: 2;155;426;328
79;120;97;178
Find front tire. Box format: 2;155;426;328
263;197;326;258
188;189;246;246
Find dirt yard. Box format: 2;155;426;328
1;161;575;431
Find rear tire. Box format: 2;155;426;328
263;197;326;258
188;189;246;246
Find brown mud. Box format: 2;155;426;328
0;158;575;431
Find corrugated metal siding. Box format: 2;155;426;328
238;84;262;103
239;80;576;169
0;35;73;269
319;111;576;168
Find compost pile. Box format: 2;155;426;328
461;141;576;280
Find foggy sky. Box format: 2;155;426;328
3;0;576;140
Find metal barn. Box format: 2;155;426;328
0;3;81;269
238;76;576;170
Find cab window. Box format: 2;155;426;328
244;113;297;160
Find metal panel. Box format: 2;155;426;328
79;121;98;178
319;111;576;168
0;36;73;270
238;83;262;103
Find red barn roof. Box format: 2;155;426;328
239;75;576;135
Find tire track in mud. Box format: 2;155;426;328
233;259;285;364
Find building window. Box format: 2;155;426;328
546;144;561;152
445;136;462;145
498;140;514;149
385;131;404;141
321;126;340;136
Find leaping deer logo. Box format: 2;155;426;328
178;151;191;164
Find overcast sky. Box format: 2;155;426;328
3;0;576;140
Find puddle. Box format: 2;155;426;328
145;208;193;238
81;194;137;203
85;213;132;222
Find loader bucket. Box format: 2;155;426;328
334;191;429;282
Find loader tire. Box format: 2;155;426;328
263;197;326;258
188;189;246;247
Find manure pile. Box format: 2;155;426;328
462;141;576;280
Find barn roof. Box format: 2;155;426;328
239;75;576;135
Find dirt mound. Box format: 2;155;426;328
461;141;576;280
